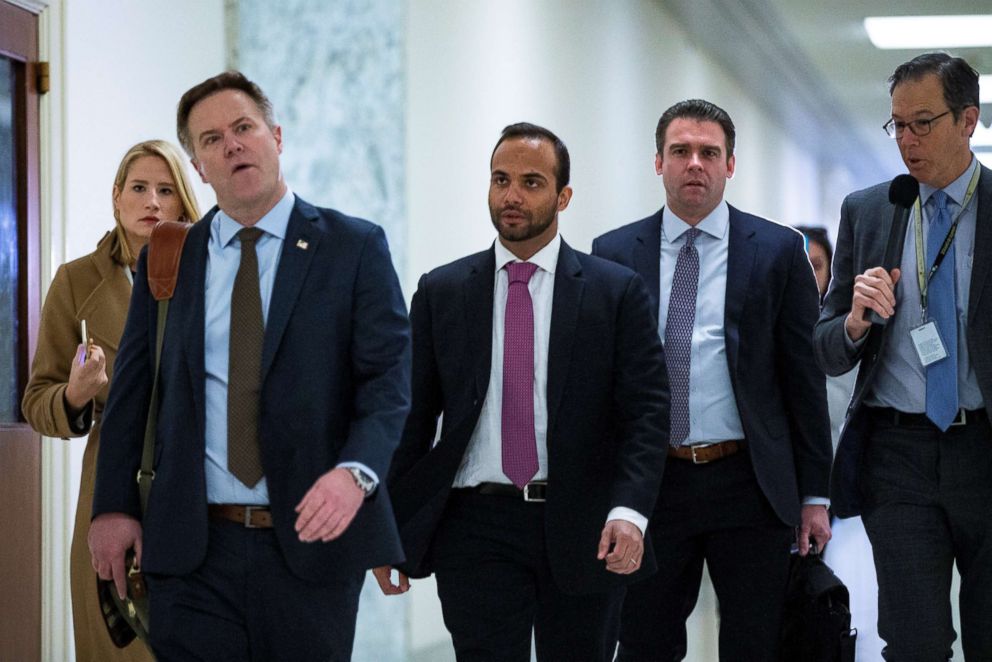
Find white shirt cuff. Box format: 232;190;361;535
802;496;830;508
606;506;648;536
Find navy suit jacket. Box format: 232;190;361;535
592;206;832;526
387;240;669;595
93;196;412;582
814;166;992;517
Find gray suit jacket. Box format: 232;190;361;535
813;164;992;517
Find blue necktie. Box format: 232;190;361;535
925;190;959;431
665;228;700;446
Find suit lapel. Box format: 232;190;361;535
968;166;992;321
547;241;583;433
464;248;496;402
634;212;662;310
724;207;757;377
261;199;319;380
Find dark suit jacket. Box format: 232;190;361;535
388;240;669;595
593;206;832;527
93;196;412;582
813;166;992;517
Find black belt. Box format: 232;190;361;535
460;481;547;502
208;504;273;528
868;406;988;428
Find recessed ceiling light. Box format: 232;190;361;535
864;15;992;49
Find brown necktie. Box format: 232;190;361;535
228;227;265;486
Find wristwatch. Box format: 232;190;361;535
347;467;376;496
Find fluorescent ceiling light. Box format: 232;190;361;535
864;15;992;49
982;75;992;104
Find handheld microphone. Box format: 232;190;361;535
865;174;919;325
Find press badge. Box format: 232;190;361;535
910;321;948;367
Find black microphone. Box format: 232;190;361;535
865;174;919;325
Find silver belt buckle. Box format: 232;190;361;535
523;482;547;502
690;445;711;465
243;505;263;528
951;409;968;427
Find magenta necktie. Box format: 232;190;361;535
502;261;540;488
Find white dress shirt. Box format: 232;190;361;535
453;233;648;534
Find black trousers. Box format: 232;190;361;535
616;449;793;662
145;519;364;662
862;412;992;662
432;490;625;662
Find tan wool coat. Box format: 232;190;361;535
22;231;153;662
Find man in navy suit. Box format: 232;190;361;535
593;99;832;660
88;71;411;660
816;53;992;660
372;123;669;661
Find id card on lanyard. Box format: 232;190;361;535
908;165;980;367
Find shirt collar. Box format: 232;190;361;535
661;200;729;244
215;188;295;247
920;154;977;209
494;232;561;276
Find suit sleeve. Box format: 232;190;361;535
609;273;670;517
21;264;93;438
336;226;412;481
92;250;155;519
814;195;867;376
387;274;443;484
778;234;832;499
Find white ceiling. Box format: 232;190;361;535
664;0;992;186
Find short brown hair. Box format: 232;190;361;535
176;71;277;155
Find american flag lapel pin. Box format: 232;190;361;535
296;239;309;250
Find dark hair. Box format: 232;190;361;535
491;122;570;193
795;225;833;267
655;99;736;157
177;71;277;156
888;53;979;122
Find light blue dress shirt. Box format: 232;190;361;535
659;202;746;444
203;189;377;505
863;156;983;412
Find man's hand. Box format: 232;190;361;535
294;467;364;543
797;504;831;556
845;267;901;342
88;513;142;600
372;565;411;595
597;519;644;575
65;343;108;411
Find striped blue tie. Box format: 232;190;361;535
925;190;959;431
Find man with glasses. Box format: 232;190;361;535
815;52;992;660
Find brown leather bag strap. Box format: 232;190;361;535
138;220;192;512
147;220;192;301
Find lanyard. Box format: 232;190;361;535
913;165;980;312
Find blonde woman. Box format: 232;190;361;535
22;140;199;661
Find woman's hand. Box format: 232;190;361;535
65;343;108;411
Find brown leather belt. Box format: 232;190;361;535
208;504;273;528
667;440;744;464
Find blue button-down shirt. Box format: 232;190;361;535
864;156;983;411
659;202;746;443
203;190;294;504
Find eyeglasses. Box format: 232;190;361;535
883;110;951;138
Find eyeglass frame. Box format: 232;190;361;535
882;110;952;139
